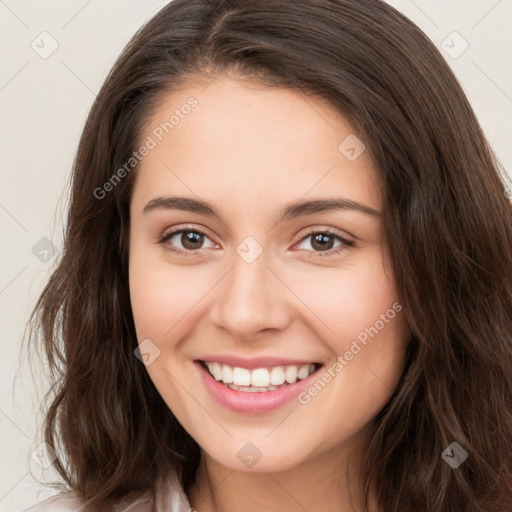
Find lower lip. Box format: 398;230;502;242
195;360;322;414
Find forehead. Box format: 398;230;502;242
131;75;381;216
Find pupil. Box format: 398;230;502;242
182;231;203;249
312;233;333;251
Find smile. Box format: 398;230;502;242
195;359;324;414
201;361;319;391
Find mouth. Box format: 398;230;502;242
198;360;323;392
194;358;324;414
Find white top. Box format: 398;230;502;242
22;469;193;512
22;492;153;512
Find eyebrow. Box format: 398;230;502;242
142;195;381;220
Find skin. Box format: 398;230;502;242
128;74;411;512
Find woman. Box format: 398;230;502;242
24;0;512;511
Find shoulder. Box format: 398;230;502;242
22;470;189;512
22;491;154;512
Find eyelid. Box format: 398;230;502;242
158;224;217;247
158;224;355;257
294;225;354;243
292;227;354;258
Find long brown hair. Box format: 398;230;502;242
24;0;512;510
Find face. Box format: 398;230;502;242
128;74;411;473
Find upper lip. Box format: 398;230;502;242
196;355;322;370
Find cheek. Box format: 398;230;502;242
128;248;206;410
281;247;400;344
128;244;211;342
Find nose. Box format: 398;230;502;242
210;247;291;339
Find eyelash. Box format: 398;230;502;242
158;225;355;258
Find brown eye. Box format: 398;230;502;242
159;227;216;255
179;231;205;250
295;230;355;258
310;233;336;251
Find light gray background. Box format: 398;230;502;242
1;1;511;511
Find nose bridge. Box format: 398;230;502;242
211;241;288;336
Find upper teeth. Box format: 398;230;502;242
204;362;316;387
